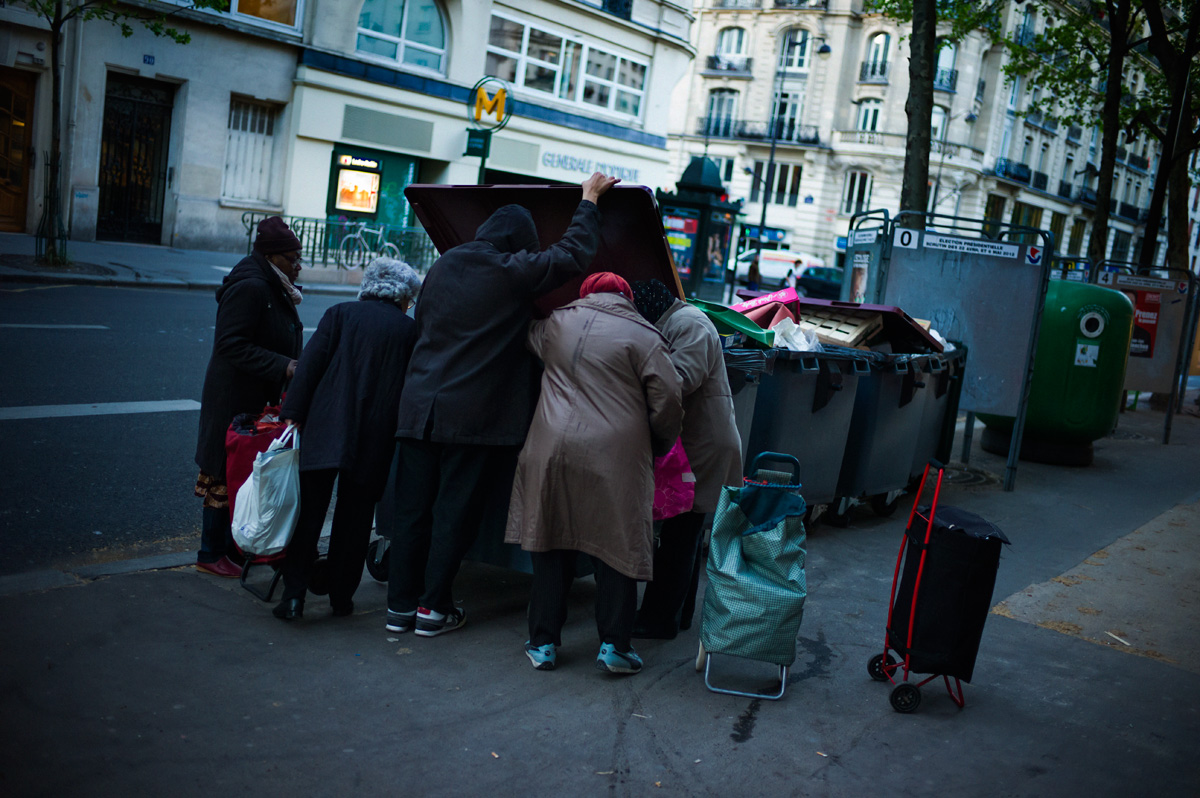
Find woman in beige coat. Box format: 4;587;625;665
631;279;743;639
505;272;683;674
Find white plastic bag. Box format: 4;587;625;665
232;424;300;556
770;317;822;352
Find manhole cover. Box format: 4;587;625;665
941;463;1001;489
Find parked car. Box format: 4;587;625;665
795;265;845;300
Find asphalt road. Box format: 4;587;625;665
0;283;342;576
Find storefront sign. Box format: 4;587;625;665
338;154;379;169
541;151;640;182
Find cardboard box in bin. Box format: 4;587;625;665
404;184;684;316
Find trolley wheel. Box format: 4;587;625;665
870;493;901;517
867;653;895;682
695;641;706;672
365;539;389;582
889;683;922;713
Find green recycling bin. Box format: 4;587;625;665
978;280;1134;465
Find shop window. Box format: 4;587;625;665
222;97;280;205
486;12;647;119
1049;212;1066;252
983;193;1006;239
358;0;447;73
842;170;872;215
1068;219;1086;255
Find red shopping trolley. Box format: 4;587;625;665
868;460;1010;713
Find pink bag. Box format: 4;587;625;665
653;439;696;521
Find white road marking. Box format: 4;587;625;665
0;323;110;330
0;399;201;420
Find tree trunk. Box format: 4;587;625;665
1164;138;1193;274
1086;1;1132;268
898;0;936;228
36;3;67;266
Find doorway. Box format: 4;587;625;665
0;67;36;233
97;73;175;243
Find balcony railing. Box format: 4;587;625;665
1077;186;1097;205
1058;180;1073;198
1117;201;1141;220
1115;146;1127;162
705;54;753;74
995;158;1032;183
1032;171;1049;191
713;0;761;7
697;116;820;145
772;0;827;7
859;61;890;83
933;68;959;92
1128;153;1150;171
835;130;985;164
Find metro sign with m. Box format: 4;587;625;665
474;85;506;126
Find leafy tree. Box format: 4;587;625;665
867;0;1003;226
13;0;228;265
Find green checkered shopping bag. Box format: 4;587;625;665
700;453;807;667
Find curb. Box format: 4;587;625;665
0;272;361;296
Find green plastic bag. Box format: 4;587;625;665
700;453;807;667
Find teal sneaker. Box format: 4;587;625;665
595;643;643;674
525;642;557;671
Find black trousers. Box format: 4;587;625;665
528;550;637;652
198;506;232;563
279;469;375;608
637;510;707;635
387;438;517;615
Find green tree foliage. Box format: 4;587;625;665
14;1;229;265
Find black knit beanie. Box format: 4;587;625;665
254;216;302;255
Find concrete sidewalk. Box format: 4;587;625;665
1;402;1197;795
0;232;361;296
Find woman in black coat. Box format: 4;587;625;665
273;258;421;619
194;216;304;578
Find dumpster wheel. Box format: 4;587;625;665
365;539;389;582
869;492;903;517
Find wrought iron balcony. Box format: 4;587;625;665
1058;180;1074;199
772;0;827;7
696;117;820;145
713;0;761;7
995;158;1032;184
859;61;890;83
1127;153;1150;171
1077;186;1097;205
1117;201;1141;220
705;54;753;74
1032;171;1049;191
1115;146;1127;162
934;68;959;92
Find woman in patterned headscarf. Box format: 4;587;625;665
505;272;682;674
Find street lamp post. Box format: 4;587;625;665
752;35;831;290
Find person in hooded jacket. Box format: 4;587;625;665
193;216;304;578
506;272;683;674
386;172;620;638
631;279;743;639
271;258;422;620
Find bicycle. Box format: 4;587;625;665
336;221;401;269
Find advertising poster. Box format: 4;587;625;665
1126;289;1160;358
335;169;381;214
663;213;698;277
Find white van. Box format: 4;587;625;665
734;249;825;288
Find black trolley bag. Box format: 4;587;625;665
868;460;1010;713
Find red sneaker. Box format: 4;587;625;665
196;557;241;578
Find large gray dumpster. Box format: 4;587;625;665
745;348;870;506
724;348;772;463
908;345;968;484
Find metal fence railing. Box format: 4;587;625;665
241;212;439;274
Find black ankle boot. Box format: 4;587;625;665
273;598;304;620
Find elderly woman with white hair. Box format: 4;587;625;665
273;258;422;620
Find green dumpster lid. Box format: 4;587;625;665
688;298;774;348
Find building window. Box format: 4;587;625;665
773;90;805;140
842;170;872;215
866;33;890;71
1068;219;1086;255
1112;229;1132;262
486;13;647;119
1011;200;1043;243
780;29;810;72
983;193;1006;238
358;0;447;73
716;27;746;55
931;106;948;141
704;89;738;137
709;157;736;183
221;97;280;205
1050;212;1066;251
857;99;881;132
185;0;302;29
751;161;802;207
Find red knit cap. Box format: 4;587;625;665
254;216;302;255
580;272;632;300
